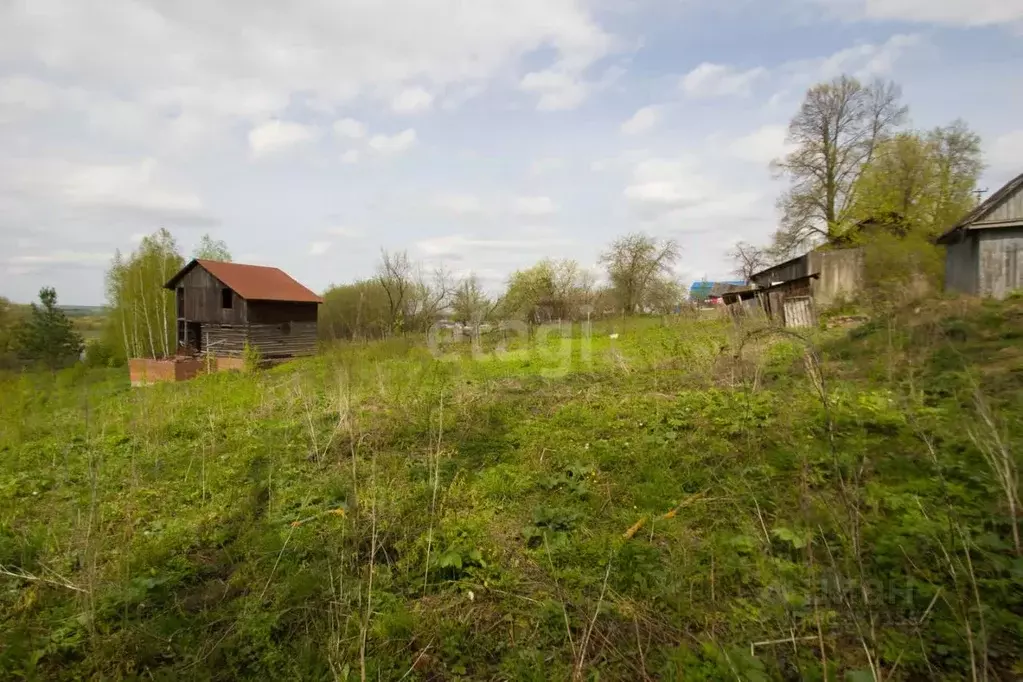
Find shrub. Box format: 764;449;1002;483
242;341;263;372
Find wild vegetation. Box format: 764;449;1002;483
2;296;1022;680
1;70;1018;681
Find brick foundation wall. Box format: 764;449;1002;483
129;356;250;386
129;358;204;386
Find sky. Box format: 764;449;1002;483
1;0;1022;305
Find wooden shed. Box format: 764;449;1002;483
164;259;322;359
938;172;1023;299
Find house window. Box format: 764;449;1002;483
221;288;233;309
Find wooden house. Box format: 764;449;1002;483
164;259;322;359
938;172;1023;298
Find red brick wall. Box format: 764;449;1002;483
129;358;204;386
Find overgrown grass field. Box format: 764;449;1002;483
2;302;1022;680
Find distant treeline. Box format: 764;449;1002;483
319;233;685;342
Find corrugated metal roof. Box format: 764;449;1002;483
689;281;745;299
165;259;323;303
937;172;1023;244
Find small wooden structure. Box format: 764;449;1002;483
749;247;863;307
938;172;1023;299
722;275;819;327
164;259;322;360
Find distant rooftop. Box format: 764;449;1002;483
689;281;745;299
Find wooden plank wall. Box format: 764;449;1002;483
247;301;318;324
177;266;248;325
201;322;318;358
248;322;318;358
978;228;1023;299
978;189;1023;225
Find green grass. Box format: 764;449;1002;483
1;304;1022;680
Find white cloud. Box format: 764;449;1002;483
308;241;332;256
520;69;589;111
868;0;1023;26
391;87;434;114
813;33;922;81
433;193;485;215
819;0;1023;27
333;117;366;139
530;157;567;175
727;124;793;165
682;63;766;99
767;33;926;108
624;156;762;224
326;226;364;238
59;158;208;218
368;128;417;154
0;76;55;121
513;196;559;216
8;251;110;265
248;120;317;158
0;1;613;119
621;105;662;135
417;233;572;258
340;149;360;164
987;130;1023;172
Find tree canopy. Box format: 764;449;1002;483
847;122;982;240
772;76;908;258
103;229;185;360
15;287;83;370
599;233;680;314
193;234;232;262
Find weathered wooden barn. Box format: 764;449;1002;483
164;259;322;359
749;247;864;306
938;172;1023;299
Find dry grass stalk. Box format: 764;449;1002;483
968;390;1020;556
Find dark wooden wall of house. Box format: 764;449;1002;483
203;323;318;358
176;266;248;325
247;301;318;324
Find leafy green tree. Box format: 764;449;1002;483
772;76;907;257
0;296;28;368
103;228;184;360
451;274;494;326
193;234;232;261
848;122;982;240
502;259;592;324
599;233;680;314
320;279;391;341
15;287;83;369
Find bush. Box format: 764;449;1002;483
861;233;943;316
242;342;263;372
82;339;122;368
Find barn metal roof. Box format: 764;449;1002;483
164;259;324;303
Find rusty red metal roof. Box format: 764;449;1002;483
165;259;323;303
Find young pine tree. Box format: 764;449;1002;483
16;287;84;370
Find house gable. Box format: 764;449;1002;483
938;172;1023;243
974;180;1023;227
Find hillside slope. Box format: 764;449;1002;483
2;304;1021;680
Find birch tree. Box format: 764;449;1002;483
102;229;184;359
193;234;232;261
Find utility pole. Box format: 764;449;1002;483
972;188;989;204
